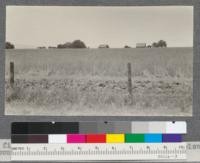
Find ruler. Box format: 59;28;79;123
2;140;200;161
0;139;11;162
11;143;186;161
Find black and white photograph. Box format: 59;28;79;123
5;6;193;116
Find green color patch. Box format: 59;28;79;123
125;134;145;143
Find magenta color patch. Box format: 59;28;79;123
67;134;86;143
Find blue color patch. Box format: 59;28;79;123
144;134;162;143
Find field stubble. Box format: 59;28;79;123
5;48;192;116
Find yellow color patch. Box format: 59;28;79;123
106;134;125;143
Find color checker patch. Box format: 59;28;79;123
106;134;125;143
125;134;144;143
144;134;162;143
67;134;86;143
86;134;106;143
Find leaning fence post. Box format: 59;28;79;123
10;62;14;88
127;63;133;103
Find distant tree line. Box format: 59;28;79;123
5;39;168;50
6;42;15;49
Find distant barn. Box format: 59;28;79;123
98;44;109;48
136;43;146;48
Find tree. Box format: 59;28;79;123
124;45;131;48
152;40;167;48
71;40;86;48
157;40;167;47
57;40;86;49
6;42;15;49
152;42;158;47
57;43;67;48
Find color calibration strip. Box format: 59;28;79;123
11;121;186;144
12;134;182;143
11;121;187;134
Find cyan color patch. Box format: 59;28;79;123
144;134;162;143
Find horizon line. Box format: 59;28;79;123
7;46;193;50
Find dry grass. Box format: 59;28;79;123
5;48;193;116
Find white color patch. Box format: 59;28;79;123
48;134;66;143
166;121;187;133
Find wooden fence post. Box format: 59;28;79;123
127;63;133;103
10;62;14;88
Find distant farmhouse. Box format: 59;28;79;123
98;44;109;48
136;43;146;48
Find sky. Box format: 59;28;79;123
6;6;193;49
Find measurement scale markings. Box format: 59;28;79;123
12;149;186;156
0;140;189;161
11;143;186;161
